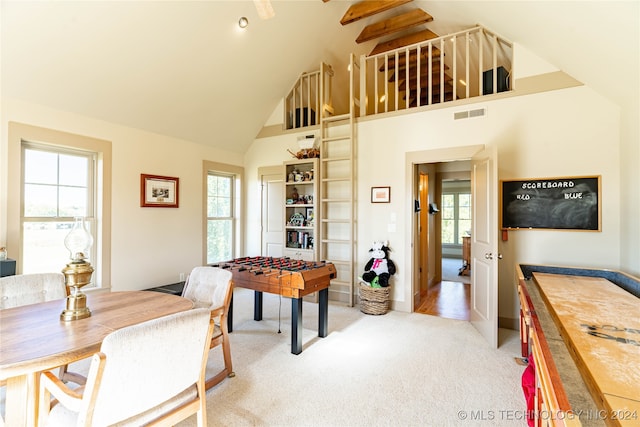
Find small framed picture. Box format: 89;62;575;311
141;174;179;208
306;207;314;223
371;186;390;203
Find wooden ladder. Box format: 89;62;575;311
318;56;359;306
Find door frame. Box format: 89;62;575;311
259;165;284;257
406;145;485;313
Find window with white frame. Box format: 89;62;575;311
441;189;472;246
206;172;235;264
21;142;98;276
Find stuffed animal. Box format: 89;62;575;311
362;241;396;287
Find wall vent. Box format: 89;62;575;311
454;111;469;120
454;108;486;120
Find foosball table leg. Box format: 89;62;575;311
319;288;328;338
254;291;263;321
291;297;303;355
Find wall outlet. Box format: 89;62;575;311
179;272;185;282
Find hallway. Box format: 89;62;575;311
416;258;470;321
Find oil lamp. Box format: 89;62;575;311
60;217;94;321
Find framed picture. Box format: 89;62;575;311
305;207;314;223
371;186;390;203
140;174;179;208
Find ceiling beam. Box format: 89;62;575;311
370;28;439;55
340;0;413;26
356;9;433;43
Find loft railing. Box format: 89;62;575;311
284;63;334;130
359;25;513;116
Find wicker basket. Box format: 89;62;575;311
359;282;390;315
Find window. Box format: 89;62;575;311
441;191;472;245
207;173;233;263
203;161;243;265
21;143;96;275
7;122;111;288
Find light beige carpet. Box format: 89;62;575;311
181;288;527;426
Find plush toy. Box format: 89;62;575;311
362;241;396;288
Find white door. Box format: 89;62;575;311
261;169;284;257
470;145;499;348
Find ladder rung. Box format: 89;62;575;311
321;238;351;244
321;198;352;203
323;113;350;123
322;177;351;183
321;156;350;162
326;260;353;266
321;219;351;224
329;280;353;287
322;136;350;143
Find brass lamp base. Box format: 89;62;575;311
61;291;92;321
61;259;94;322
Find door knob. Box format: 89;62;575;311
497;253;503;260
485;253;493;260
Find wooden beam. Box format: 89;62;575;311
340;0;413;26
356;9;433;43
370;28;439;55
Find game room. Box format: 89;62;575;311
1;1;638;426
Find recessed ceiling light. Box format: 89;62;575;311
238;17;249;28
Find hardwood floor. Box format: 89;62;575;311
416;280;470;321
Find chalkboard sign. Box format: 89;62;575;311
501;176;600;231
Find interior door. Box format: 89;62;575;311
470;145;499;348
260;168;284;257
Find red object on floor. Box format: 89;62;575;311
522;354;536;427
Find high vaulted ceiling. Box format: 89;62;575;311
2;1;638;154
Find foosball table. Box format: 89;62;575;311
212;256;336;354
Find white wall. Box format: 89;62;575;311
244;84;622;322
0;83;628;323
1;99;243;291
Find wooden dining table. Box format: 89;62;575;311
0;290;194;426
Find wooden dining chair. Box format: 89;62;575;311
38;308;214;427
182;266;235;389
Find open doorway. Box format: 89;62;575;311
415;162;471;321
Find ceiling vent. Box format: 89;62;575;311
454;107;486;120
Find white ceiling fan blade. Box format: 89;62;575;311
254;0;275;20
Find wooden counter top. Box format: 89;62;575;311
533;272;640;426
